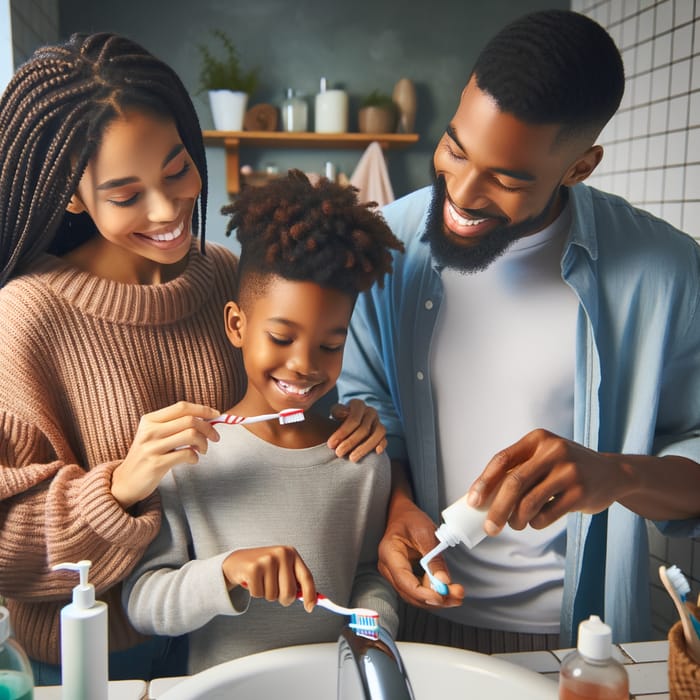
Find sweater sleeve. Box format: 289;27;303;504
123;473;249;636
0;290;161;600
0;411;161;600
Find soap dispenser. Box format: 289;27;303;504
0;606;34;699
52;560;108;700
559;615;629;700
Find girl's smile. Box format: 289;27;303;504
225;277;354;417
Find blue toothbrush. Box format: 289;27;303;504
659;564;700;663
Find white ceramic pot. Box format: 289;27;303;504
208;90;248;131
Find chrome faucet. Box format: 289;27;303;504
337;626;415;700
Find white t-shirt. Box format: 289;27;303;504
430;203;576;632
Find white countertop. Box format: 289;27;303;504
493;640;671;700
34;640;672;699
34;679;147;699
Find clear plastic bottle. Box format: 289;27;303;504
559;615;629;700
281;88;308;132
0;606;34;700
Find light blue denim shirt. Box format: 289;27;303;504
338;183;700;645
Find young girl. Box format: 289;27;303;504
0;34;385;684
124;170;405;674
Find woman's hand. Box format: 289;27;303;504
222;545;317;612
111;401;221;509
327;399;387;462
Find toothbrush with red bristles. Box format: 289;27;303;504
209;408;305;426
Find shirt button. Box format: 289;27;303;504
416;371;424;381
425;300;433;310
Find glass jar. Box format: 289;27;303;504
281;88;308;132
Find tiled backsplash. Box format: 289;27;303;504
573;0;699;640
573;0;698;238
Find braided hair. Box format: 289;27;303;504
472;10;625;142
223;169;404;304
0;32;207;287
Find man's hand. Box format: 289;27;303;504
379;464;464;608
327;399;387;462
469;428;700;529
467;428;629;534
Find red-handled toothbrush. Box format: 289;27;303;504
210;408;305;426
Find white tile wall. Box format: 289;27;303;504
572;0;699;641
573;0;698;244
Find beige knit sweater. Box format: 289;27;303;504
0;241;245;664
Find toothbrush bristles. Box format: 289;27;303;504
667;565;692;600
278;409;305;424
349;613;380;640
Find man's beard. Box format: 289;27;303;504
422;175;562;273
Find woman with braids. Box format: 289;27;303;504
0;35;386;683
123;170;404;674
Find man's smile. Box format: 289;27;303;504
443;198;502;240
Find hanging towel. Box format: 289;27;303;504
349;141;395;208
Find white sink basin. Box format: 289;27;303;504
157;640;558;699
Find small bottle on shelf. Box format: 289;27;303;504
559;615;629;700
281;88;308;132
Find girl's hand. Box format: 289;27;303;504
327;399;387;462
222;545;317;612
111;401;221;509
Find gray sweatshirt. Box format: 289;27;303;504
123;424;397;673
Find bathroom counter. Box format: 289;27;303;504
34;639;672;699
493;639;672;699
34;678;147;698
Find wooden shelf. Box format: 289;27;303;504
202;130;419;195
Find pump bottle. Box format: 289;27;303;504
559;615;629;700
52;560;108;700
0;606;34;699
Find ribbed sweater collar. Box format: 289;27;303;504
30;240;216;326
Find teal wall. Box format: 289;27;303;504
58;0;568;247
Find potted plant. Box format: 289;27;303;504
358;90;398;134
197;30;259;132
